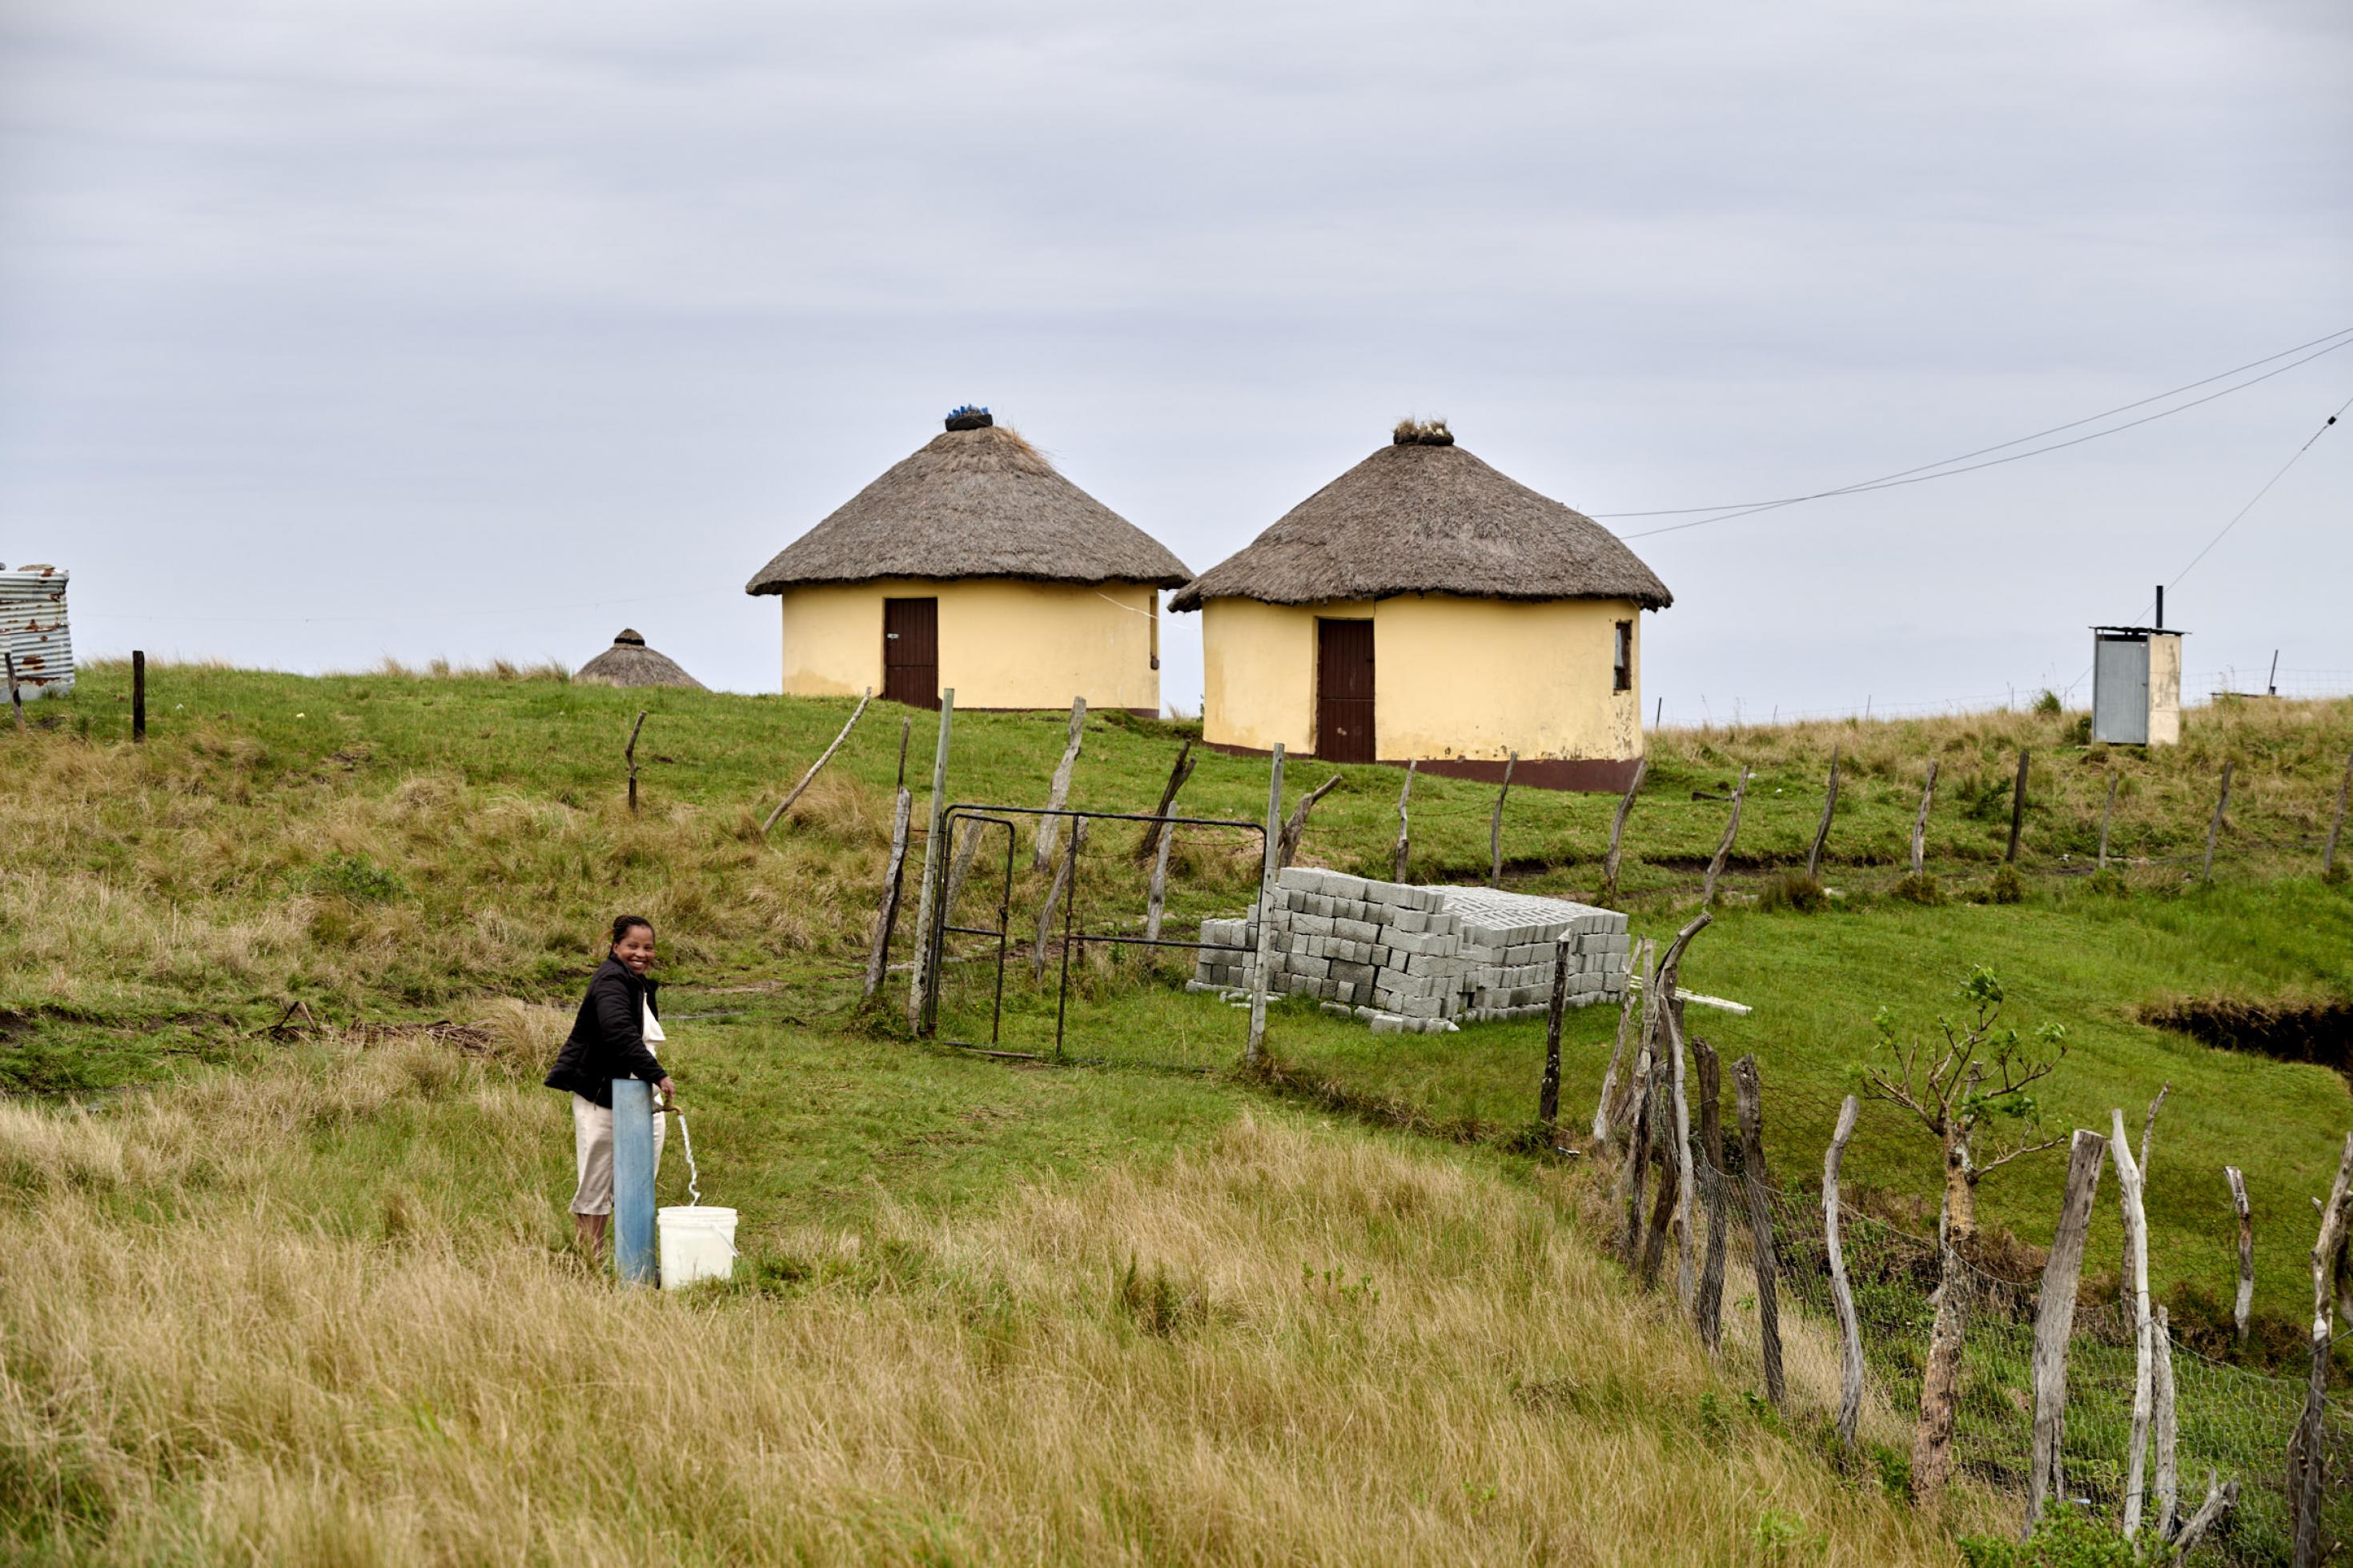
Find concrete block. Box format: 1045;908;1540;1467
1293;913;1333;937
1333;917;1378;944
1332;960;1376;986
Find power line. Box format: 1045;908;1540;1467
2166;391;2351;590
1593;326;2353;539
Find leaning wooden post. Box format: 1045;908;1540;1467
1910;760;1939;876
1732;1055;1785;1408
2200;760;2233;884
1033;696;1087;872
2097;773;2118;869
1691;1037;1728;1352
1142;813;1177;948
2113;1108;2155;1542
2288;1131;2353;1568
2005;749;2031;865
1701;766;1750;906
1391;760;1416;884
863;779;916;1001
2026;1129;2110;1530
131;650;147;741
1593;938;1651;1144
1825;1094;1865;1446
905;690;954;1033
1277;774;1342;869
1805;746;1841;880
1618;1034;1657;1265
2152;1304;2179;1542
1599;756;1646;906
1538;935;1569;1130
2171;1476;2240;1563
1244;744;1283;1069
1031;821;1082;984
941;820;984;931
1667;990;1699;1306
1638;1045;1680;1291
2225;1165;2255;1345
624;711;647;813
763;687;873;834
1489;751;1517;886
1132;739;1195;864
2325;751;2353;878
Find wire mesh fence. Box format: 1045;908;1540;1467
1662;1138;2347;1562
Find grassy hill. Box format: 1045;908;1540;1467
4;661;2349;1560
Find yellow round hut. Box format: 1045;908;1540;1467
1170;420;1672;789
745;408;1191;714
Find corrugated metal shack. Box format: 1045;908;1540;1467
1;565;74;697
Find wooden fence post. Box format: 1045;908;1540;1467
1638;915;1710;1293
4;651;21;732
1539;935;1569;1130
1639;1043;1679;1290
1618;1025;1656;1265
1133;739;1195;864
864;782;915;1001
764;688;872;834
2325;751;2352;878
1910;760;1938;877
2288;1131;2353;1568
2226;1166;2254;1345
1033;696;1087;872
1593;938;1650;1144
1143;814;1177;948
941;820;983;934
2172;1477;2240;1563
2026;1128;2110;1531
2201;760;2233;884
2006;750;2031;865
132;650;146;741
2097;773;2118;870
1488;752;1517;885
1245;744;1283;1069
2114;1108;2154;1541
1732;1055;1785;1407
1391;760;1416;883
1278;774;1343;869
1032;823;1082;983
1600;756;1646;905
1701;766;1751;906
1806;746;1840;880
1667;994;1698;1306
1825;1094;1865;1446
624;711;647;813
2152;1304;2179;1542
1692;1037;1727;1351
905;691;954;1033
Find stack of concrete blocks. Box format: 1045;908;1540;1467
1191;868;1630;1035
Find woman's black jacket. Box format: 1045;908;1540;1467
544;956;667;1108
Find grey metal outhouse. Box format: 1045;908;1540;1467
2090;613;2184;747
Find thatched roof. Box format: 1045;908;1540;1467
575;629;706;689
745;413;1191;594
1168;428;1672;612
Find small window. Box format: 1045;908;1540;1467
1612;620;1633;693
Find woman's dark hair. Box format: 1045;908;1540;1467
610;914;654;946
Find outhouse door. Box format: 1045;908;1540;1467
883;597;940;709
2091;633;2150;745
1316;618;1375;763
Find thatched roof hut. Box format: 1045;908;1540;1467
1174;422;1670;789
742;410;1189;715
1170;423;1669;612
745;413;1190;594
575;629;705;689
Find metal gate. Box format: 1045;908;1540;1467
922;802;1267;1061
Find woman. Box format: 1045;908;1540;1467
545;914;677;1259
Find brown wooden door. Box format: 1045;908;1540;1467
1315;618;1375;763
882;597;939;709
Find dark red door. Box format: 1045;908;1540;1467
1316;619;1375;763
883;598;939;709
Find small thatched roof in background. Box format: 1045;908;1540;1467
575;628;706;689
1169;427;1672;613
745;413;1191;594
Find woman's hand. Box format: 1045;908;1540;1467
657;1077;677;1108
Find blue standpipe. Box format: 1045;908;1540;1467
610;1078;657;1285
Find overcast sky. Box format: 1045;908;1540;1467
4;0;2347;720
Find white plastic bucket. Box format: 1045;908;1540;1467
657;1205;737;1290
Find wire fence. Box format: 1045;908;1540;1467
1660;1137;2347;1562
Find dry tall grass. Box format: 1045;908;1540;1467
0;1041;1964;1565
